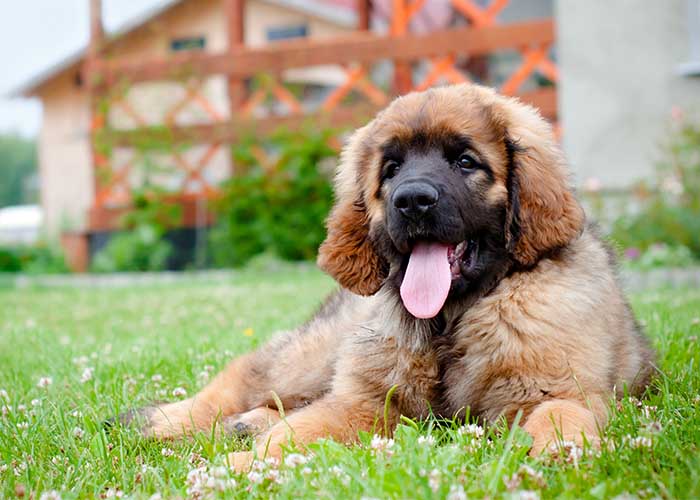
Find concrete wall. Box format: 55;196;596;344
557;0;700;189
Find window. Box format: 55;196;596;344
266;24;308;42
170;36;206;52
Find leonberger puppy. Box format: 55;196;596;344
124;84;654;469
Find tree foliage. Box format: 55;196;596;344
0;133;37;207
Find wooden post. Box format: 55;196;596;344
358;0;371;31
391;0;412;94
85;0;106;209
88;0;104;58
225;0;245;116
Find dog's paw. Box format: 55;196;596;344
227;451;255;472
221;407;281;437
103;406;156;435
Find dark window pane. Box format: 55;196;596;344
266;25;308;41
170;36;206;52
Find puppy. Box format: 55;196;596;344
125;84;654;469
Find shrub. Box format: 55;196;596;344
610;113;700;264
209;128;336;267
0;244;68;274
92;189;182;272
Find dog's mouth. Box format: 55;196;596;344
448;239;480;279
399;238;479;319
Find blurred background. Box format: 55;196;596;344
0;0;698;275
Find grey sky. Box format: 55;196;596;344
0;0;169;137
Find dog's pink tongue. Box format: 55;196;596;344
400;242;451;319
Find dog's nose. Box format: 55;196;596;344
393;182;439;220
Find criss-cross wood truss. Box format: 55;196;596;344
84;0;559;231
393;0;557;94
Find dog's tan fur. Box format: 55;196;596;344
131;84;654;470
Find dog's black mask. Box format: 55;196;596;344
370;131;513;312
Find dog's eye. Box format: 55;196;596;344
457;152;478;173
383;160;400;180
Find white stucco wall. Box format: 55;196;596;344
557;0;700;189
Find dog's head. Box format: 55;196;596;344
318;84;584;318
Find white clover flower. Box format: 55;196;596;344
69;410;82;418
2;405;11;416
17;421;29;430
73;427;85;439
457;423;484;438
37;377;53;389
625;436;652;449
640;405;657;419
611;493;639;500
151;374;163;383
428;469;441;493
370;434;395;456
148;494;162;500
447;484;467;500
247;470;264;484
644;421;663;434
80;367;94;383
161;447;175;457
39;491;62;500
31;399;41;407
519;464;545;487
172;387;187;398
266;468;283;484
301;466;313;475
284;453;308;468
547;440;583;464
329;465;349;486
504;472;521;491
517;490;540;500
13;461;27;476
210;465;228;478
417;435;436;446
0;389;8;400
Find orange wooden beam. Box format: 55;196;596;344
90;20;555;85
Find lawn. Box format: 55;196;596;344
1;266;699;499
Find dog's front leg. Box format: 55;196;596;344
227;395;387;471
132;352;260;438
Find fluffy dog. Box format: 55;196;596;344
125;84;654;469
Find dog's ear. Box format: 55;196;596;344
502;103;584;265
317;125;389;295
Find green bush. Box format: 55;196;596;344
0;134;37;207
0;244;68;274
91;190;182;272
209;128;336;267
611;114;700;265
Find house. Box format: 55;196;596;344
12;0;557;265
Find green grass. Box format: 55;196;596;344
1;266;699;499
